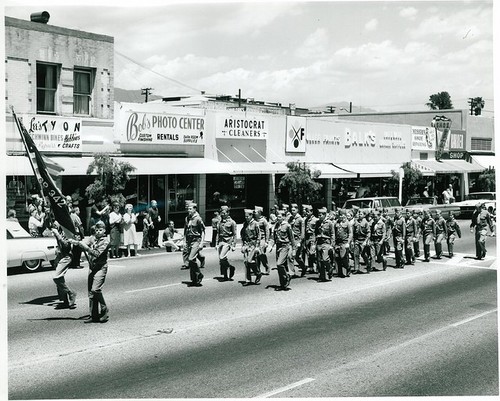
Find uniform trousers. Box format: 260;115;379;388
304;237;317;271
275;243;291;288
335;243;350;278
404;235;415;264
257;239;270;273
394;235;405;268
353;240;371;273
434;233;446;258
474;228;488;259
422;232;434;260
186;237;204;284
217;241;234;279
88;265;108;321
242;244;261;282
316;241;334;281
447;233;457;256
53;254;76;304
370;238;387;270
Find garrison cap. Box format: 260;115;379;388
254;206;264;212
244;208;254;214
302;204;312;211
281;203;289;209
220;205;230;212
94;220;106;228
318;207;327;214
190;202;198;208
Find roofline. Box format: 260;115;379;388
5;16;114;44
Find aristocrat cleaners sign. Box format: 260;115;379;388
215;113;268;140
122;111;205;145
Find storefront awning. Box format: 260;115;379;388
310;163;357;179
411;159;484;175
5;155;232;176
5;155;95;176
471;155;496;170
333;163;402;178
226;162;290;175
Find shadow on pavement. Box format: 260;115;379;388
20;295;60;306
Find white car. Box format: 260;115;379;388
6;220;57;271
453;192;496;218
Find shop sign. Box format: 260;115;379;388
435;130;466;151
302;119;410;163
440;151;469;160
122;111;205;145
411;126;436;151
285;116;306;152
21;114;82;152
215;113;268;140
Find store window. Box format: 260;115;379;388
169;175;196;212
206;175;246;210
73;68;94;115
36;63;58;114
471;138;492;151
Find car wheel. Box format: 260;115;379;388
22;259;43;271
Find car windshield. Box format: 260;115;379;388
344;200;372;209
466;193;495;200
406;198;434;205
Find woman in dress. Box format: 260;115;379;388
108;202;123;258
122;203;139;256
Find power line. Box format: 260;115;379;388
115;50;202;93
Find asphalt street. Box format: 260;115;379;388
7;219;498;398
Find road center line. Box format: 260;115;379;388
451;309;497;327
254;378;315;398
125;283;181;293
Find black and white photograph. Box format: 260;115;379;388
1;0;498;399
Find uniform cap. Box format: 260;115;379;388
303;204;312;211
282;203;289;209
318;207;327;213
244;209;254;214
94;220;106;228
220;205;230;212
190;202;198;208
254;206;263;212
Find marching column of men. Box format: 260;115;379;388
180;201;493;291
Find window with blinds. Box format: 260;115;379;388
73;68;93;115
471;138;492;151
36;63;58;114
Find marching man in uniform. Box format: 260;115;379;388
241;209;262;285
470;202;494;260
269;210;294;291
254;206;271;275
216;205;237;281
184;203;206;286
315;207;336;281
303;204;318;273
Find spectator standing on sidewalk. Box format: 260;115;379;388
148;200;161;248
123;204;139;257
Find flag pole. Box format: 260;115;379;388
11;106;54;230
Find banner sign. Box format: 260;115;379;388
286;116;306;152
122;111;206;145
215;113;268;140
22;114;82;152
411;126;436;151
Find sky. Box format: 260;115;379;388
3;0;497;115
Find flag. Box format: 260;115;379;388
13;112;77;236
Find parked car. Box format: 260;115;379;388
343;196;401;217
404;197;460;219
6;220;57;271
453;192;496;218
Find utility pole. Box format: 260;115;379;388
142;88;153;103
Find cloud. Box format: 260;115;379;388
364;18;378;32
399;7;418;19
294;28;329;59
408;7;492;40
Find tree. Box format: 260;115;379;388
388;162;424;205
426;91;453;110
278;162;323;206
475;167;495;192
468;97;485;116
85;153;136;206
